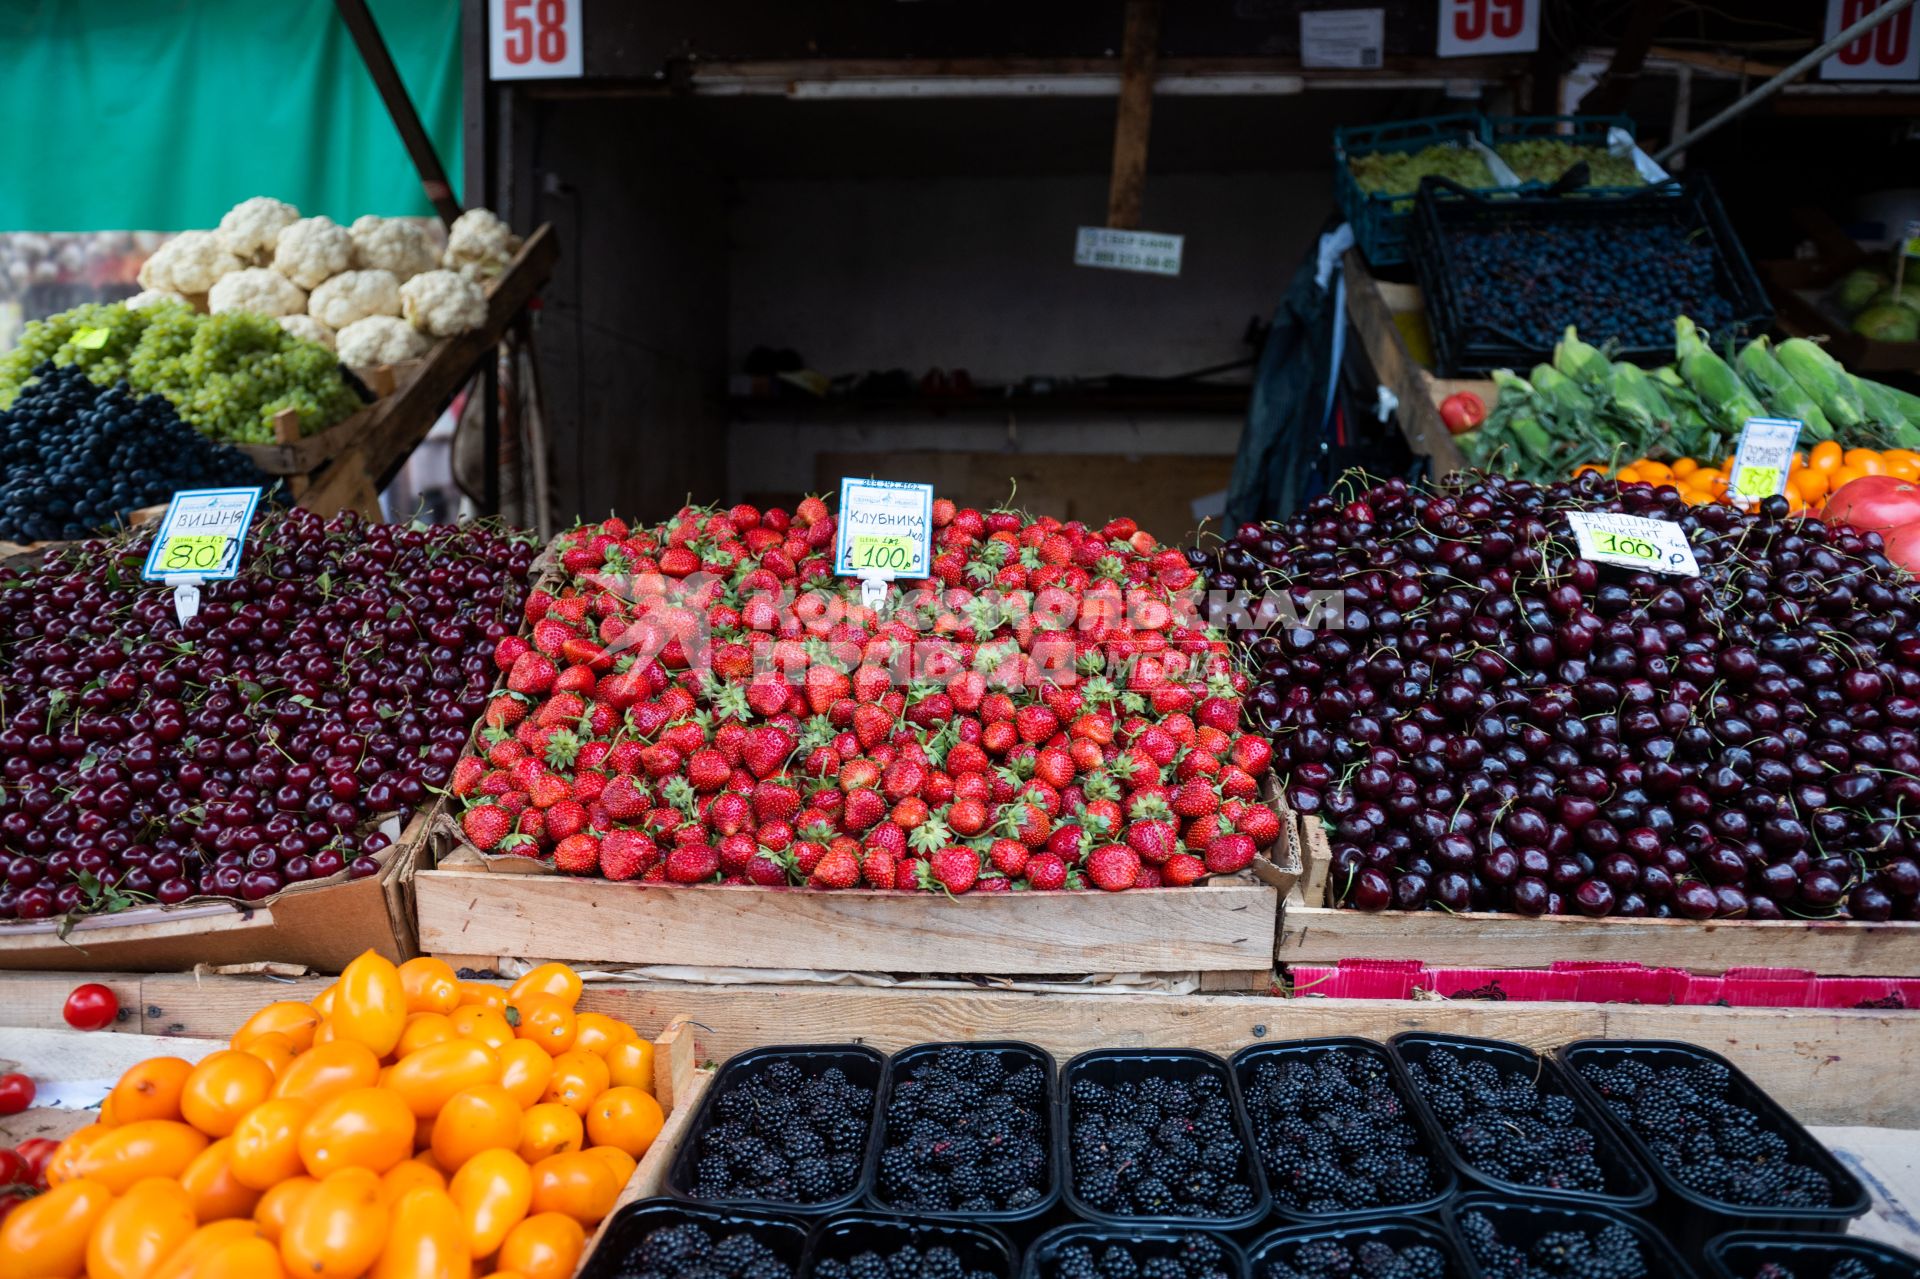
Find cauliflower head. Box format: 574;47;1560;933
136;231;241;294
336;315;429;368
278;314;336;352
125;289;189;311
208;267;309;318
272;216;354;291
399;269;486;337
349;215;439;281
217;197;300;264
308;269;402;329
442;208;520;281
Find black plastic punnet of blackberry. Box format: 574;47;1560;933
1557;1041;1869;1253
667;1045;889;1215
1023;1223;1251;1279
1387;1033;1655;1212
1702;1230;1920;1279
1247;1216;1473;1279
1060;1048;1272;1233
1444;1193;1699;1279
1408;173;1770;375
800;1211;1019;1279
1231;1037;1458;1226
862;1041;1060;1231
575;1197;809;1279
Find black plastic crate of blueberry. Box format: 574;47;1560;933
1025;1225;1248;1279
1062;1049;1269;1229
1446;1196;1698;1279
1249;1220;1467;1279
1560;1041;1868;1236
669;1046;886;1212
869;1042;1054;1219
1390;1034;1652;1210
577;1198;808;1279
1702;1231;1920;1279
803;1213;1017;1279
1233;1038;1454;1220
1408;174;1769;375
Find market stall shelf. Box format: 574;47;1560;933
1278;809;1920;976
0;801;441;973
4;972;1918;1130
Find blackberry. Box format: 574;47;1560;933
1403;1052;1606;1194
689;1057;874;1203
813;1244;995;1279
876;1048;1049;1212
1578;1056;1833;1208
615;1221;793;1279
1070;1066;1254;1218
1041;1235;1232;1279
1455;1211;1646;1279
1246;1050;1438;1213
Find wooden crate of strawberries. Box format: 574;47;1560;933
413;500;1297;988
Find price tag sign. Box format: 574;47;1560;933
1436;0;1540;57
72;327;111;350
1566;512;1700;577
834;479;934;585
488;0;583;80
1821;0;1920;81
141;487;262;584
1074;227;1184;277
1729;417;1803;507
1300;8;1386;68
1902;218;1920;258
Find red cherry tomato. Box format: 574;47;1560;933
15;1138;58;1185
62;983;119;1031
0;1149;27;1186
1439;391;1487;434
0;1074;32;1116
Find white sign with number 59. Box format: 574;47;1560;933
1821;0;1920;81
1435;0;1539;57
489;0;582;80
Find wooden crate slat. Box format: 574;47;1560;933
17;972;1916;1130
1286;810;1920;976
412;863;1280;977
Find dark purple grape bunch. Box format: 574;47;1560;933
1193;472;1920;921
0;509;535;918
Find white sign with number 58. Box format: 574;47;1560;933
489;0;582;80
1821;0;1920;81
1435;0;1539;57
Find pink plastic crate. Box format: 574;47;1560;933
1419;967;1580;1001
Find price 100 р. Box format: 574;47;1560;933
852;535;915;573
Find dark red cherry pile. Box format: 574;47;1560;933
0;509;534;920
1192;471;1920;921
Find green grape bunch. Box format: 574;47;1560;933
0;301;363;444
1495;139;1645;188
1348;143;1495;198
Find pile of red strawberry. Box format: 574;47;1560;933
450;496;1277;893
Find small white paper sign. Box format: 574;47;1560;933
489;0;584;80
141;487;263;583
1729;417;1804;506
1436;0;1540;57
1074;227;1184;277
1567;512;1701;577
1301;9;1386;68
1821;0;1920;82
834;478;934;581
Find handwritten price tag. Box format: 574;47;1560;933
157;534;235;574
72;327;111;350
834;479;934;582
1729;417;1802;507
850;534;917;573
1566;512;1700;577
141;487;263;584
